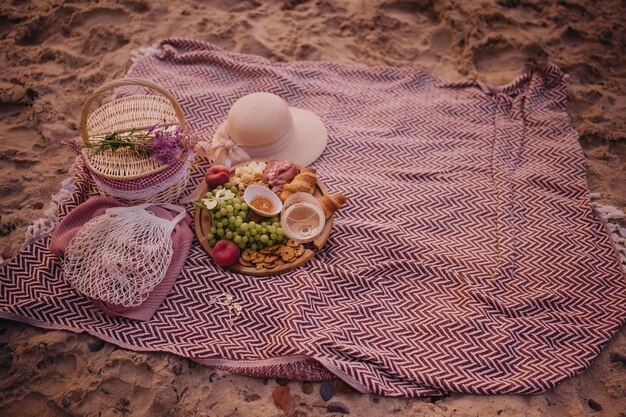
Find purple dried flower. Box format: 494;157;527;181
148;128;184;165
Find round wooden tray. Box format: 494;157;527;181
193;164;333;276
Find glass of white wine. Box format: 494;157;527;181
280;192;326;243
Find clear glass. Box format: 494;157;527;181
280;192;326;243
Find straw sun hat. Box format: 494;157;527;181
205;92;328;167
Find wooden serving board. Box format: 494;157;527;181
193;164;333;277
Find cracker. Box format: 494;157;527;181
278;246;297;262
241;249;255;262
239;258;253;267
260;245;280;254
294;245;305;257
263;254;279;263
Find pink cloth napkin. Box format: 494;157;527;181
50;196;193;321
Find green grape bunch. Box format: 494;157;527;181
201;182;287;250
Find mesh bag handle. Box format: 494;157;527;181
79;77;186;144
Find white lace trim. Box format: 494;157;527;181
93;154;193;201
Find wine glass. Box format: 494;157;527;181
280;192;326;243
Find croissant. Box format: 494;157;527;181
279;167;317;201
317;193;347;219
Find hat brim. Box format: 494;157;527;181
246;107;327;167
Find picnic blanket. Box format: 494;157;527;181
2;38;626;397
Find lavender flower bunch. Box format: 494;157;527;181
85;123;196;165
145;124;193;165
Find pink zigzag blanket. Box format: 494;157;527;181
2;38;626;397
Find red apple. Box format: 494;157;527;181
205;165;230;189
212;239;240;267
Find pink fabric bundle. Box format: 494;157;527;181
50;196;193;321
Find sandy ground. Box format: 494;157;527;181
1;0;626;416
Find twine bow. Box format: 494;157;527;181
195;122;250;168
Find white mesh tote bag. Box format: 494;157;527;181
63;203;187;307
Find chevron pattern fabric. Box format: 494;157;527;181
2;39;625;397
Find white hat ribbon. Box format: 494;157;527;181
207;122;250;168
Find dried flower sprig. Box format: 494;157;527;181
210;292;243;321
83;122;197;165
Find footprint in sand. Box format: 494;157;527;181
473;38;524;73
80;28;130;56
14;5;77;46
564;62;603;84
117;359;154;384
124;0;150;14
560;26;586;46
79;377;134;412
382;0;438;24
430;26;453;53
2;392;71;417
241;37;280;60
0;148;39;169
70;7;129;30
0;101;28;119
297;43;321;60
471;37;547;84
211;0;261;13
78;359;157;416
53;353;78;376
73;7;131;56
0;14;15;38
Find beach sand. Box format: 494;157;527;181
1;0;625;415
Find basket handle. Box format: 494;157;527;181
79;77;186;144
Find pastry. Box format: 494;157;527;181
279;167;317;201
317;193;347;219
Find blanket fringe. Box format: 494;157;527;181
126;45;159;77
25;173;75;243
591;195;626;271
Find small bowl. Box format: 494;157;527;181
243;184;283;217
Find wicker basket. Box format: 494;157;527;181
79;78;192;204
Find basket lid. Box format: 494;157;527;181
79;78;187;181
